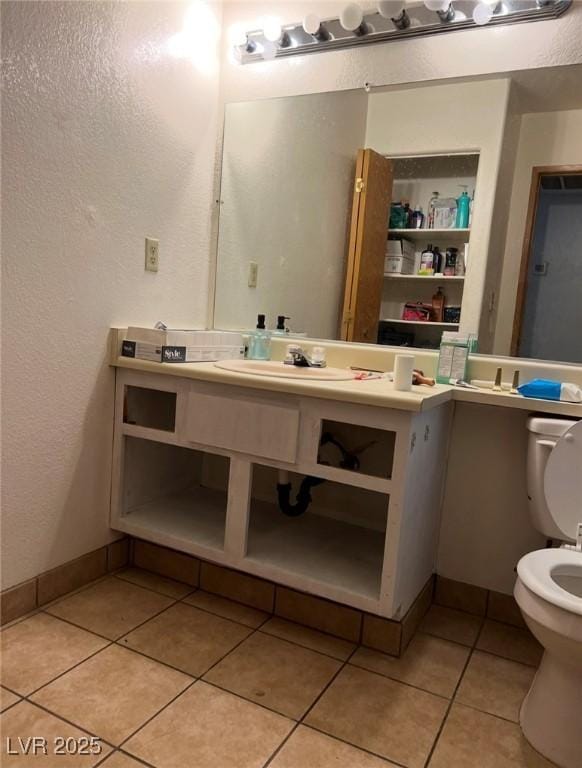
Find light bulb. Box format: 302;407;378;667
303;12;321;35
263;16;282;42
261;40;278;60
473;2;493;24
340;3;364;31
377;0;395;17
424;0;449;10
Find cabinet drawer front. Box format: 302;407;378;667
185;392;299;462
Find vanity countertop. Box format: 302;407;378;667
111;355;582;417
112;355;452;412
110;329;582;417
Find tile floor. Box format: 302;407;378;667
0;569;555;768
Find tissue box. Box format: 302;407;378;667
385;238;416;274
385;255;416;274
386;238;415;259
122;327;244;363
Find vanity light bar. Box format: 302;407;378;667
236;0;572;64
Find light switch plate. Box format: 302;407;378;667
248;261;258;288
145;237;159;272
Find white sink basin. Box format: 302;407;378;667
214;359;356;381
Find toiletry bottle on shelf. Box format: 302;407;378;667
249;314;271;360
456;187;470;229
427;192;439;229
433;246;443;274
444;247;458;276
432;287;445;323
402;200;412;228
419;244;435;275
411;206;424;229
455;248;466;276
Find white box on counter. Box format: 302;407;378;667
121;327;244;363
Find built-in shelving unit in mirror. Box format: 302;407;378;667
380;153;479;349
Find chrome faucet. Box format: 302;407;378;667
284;344;327;368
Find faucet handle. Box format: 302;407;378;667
284;344;302;364
311;346;326;366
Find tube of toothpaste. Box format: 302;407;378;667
517;379;582;403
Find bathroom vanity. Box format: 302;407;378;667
111;327;582;615
111;361;453;620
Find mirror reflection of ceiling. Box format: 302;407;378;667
213;64;582;364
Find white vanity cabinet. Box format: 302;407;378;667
111;369;452;619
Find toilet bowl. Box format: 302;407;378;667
514;417;582;768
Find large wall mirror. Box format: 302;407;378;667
213;64;582;364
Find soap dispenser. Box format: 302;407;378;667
249;314;271;360
272;315;290;336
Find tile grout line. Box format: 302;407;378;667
14;696;116;752
452;699;526;727
117;677;199;757
346;659;452;703
301;723;410;768
259;645;359;768
113;571;198;600
255;626;354;663
421;613;487;768
93;747;157;768
22;594;189;702
261;644;411;768
116;610;275;753
468;645;541;670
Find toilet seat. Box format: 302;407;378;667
517;548;582;615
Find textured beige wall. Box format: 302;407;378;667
1;1;222;589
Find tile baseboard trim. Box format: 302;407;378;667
127;538;432;655
0;537;130;626
435;575;526;629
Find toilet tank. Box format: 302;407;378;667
526;416;578;541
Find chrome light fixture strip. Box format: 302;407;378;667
237;0;572;64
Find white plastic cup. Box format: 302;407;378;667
393;354;415;392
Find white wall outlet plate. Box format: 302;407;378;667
248;260;258;288
145;237;159;272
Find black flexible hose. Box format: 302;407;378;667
276;475;326;517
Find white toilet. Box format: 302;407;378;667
514;416;582;768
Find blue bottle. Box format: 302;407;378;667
456;188;470;229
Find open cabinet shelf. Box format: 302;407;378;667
384;274;465;281
381;318;459;327
118;436;230;559
376;152;479;348
122;487;227;554
389;228;470;240
245;499;385;603
243;463;389;607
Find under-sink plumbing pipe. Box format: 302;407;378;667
276;469;326;517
